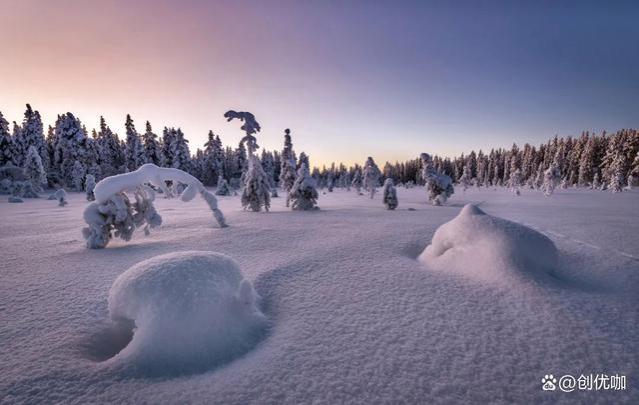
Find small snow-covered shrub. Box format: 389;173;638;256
8;196;23;203
55;189;68;206
421;153;454;205
419;204;558;285
83;164;226;249
215;175;230;196
289;163;319;211
542;163;560;196
382;178;398;210
105;251;267;375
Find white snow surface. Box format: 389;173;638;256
420;204;558;285
106;251;266;375
1;187;638;404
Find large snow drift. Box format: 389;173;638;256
105;251;267;375
419;204;558;284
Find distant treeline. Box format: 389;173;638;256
1;104;637;191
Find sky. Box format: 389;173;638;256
1;0;638;166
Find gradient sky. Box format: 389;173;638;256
1;0;638;166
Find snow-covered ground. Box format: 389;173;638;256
1;187;638;404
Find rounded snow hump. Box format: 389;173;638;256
419;204;558;285
104;251;267;375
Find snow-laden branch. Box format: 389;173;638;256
83;164;226;249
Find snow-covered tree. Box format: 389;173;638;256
458;164;471;192
124;114;145;172
141;121;162;166
280;129;297;206
362;157;380;198
297;151;309;170
0;111;13;166
225;110;271;212
52;113;90;187
351;169;363;193
591;172;601;189
71;160;86;191
542;163;560;196
240;155;271;212
421;153;454;205
83;164;226;248
508;168;523;196
85;174;96;201
289;163;319;211
203;131;224;186
56;189;68;206
215;175;231;196
14;104;47;168
382;178;398;210
23;145;47;190
95;117;124;177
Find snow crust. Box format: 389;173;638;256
106;251;266;374
420;204;558;284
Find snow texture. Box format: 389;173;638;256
105;251;267;375
1;187;638;404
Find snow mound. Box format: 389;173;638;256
105;251;267;374
419;204;558;284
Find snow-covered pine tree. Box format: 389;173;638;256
95;117;124;177
382;178;398;210
85;174;96;201
124;114;145;172
71;160;86;191
0;111;14;166
458;164;471;192
420;153;454;205
297;151;309;170
280;129;297;206
509;168;523;196
203;131;224;186
542;163;560;196
23;145;47;191
13;104;47;168
601;131;627;193
161;127;176;168
289;163;319;211
53;113;90;187
362;157;380;198
215;175;231;196
141;121;162;166
225;110;271;212
172;128;192;173
351;169;363;193
591;172;601;189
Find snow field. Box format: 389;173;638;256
0;187;638;404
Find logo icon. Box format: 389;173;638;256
542;374;557;391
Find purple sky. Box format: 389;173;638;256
1;0;638;166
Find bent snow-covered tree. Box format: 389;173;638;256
82;164;226;249
382;178;398;210
421;153;454;205
289;163;319;210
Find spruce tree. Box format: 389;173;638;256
124;114;145;172
362;156;381;198
142;121;162;165
23;145;47;190
289;163;319;211
280;129;297;205
382;178;398;210
0;111;13;166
